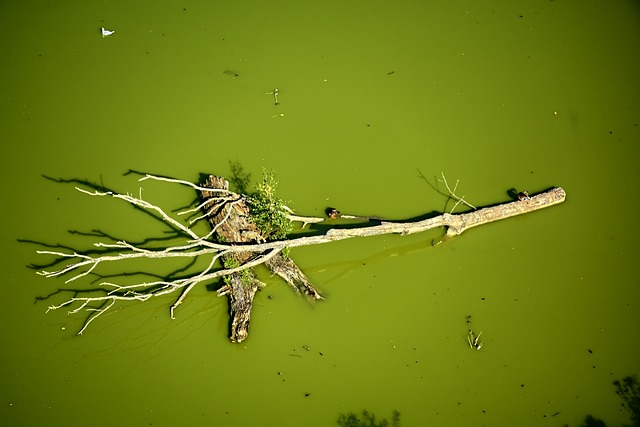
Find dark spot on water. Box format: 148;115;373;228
588;348;592;353
304;393;310;397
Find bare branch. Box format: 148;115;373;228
78;299;116;335
138;174;236;195
35;172;565;337
75;187;202;240
438;172;477;211
282;204;326;228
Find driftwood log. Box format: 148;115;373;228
33;173;566;340
200;175;566;342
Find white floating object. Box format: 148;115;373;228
101;27;115;37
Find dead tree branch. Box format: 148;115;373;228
32;172;566;341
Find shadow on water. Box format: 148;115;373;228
18;173;225;334
338;376;639;427
576;415;607;427
614;375;640;427
337;410;401;427
227;159;252;194
559;375;639;427
18;164;325;338
572;375;640;427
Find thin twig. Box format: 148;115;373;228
75;187;202;240
438;172;476;211
139;174;236;194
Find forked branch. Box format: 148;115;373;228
32;172;566;338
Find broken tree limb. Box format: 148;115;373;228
444;186;566;236
32;172;566;342
199;175;322;342
199;175;267;342
198;177;565;342
194;186;566;255
323;187;567;239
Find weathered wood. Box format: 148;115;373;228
200;175;322;342
322;187;566;239
200;176;262;342
200;177;565;343
444;187;566;236
265;256;323;300
35;173;566;339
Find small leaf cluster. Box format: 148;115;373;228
222;255;252;285
247;169;292;241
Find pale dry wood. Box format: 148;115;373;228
36;172;566;340
210;187;566;253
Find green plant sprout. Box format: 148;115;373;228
247;169;292;241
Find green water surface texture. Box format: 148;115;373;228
1;1;639;426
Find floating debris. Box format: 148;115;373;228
466;316;483;350
222;69;239;79
265;88;279;105
101;27;115;37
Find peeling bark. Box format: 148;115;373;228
200;175;321;342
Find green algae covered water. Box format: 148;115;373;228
1;1;639;426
